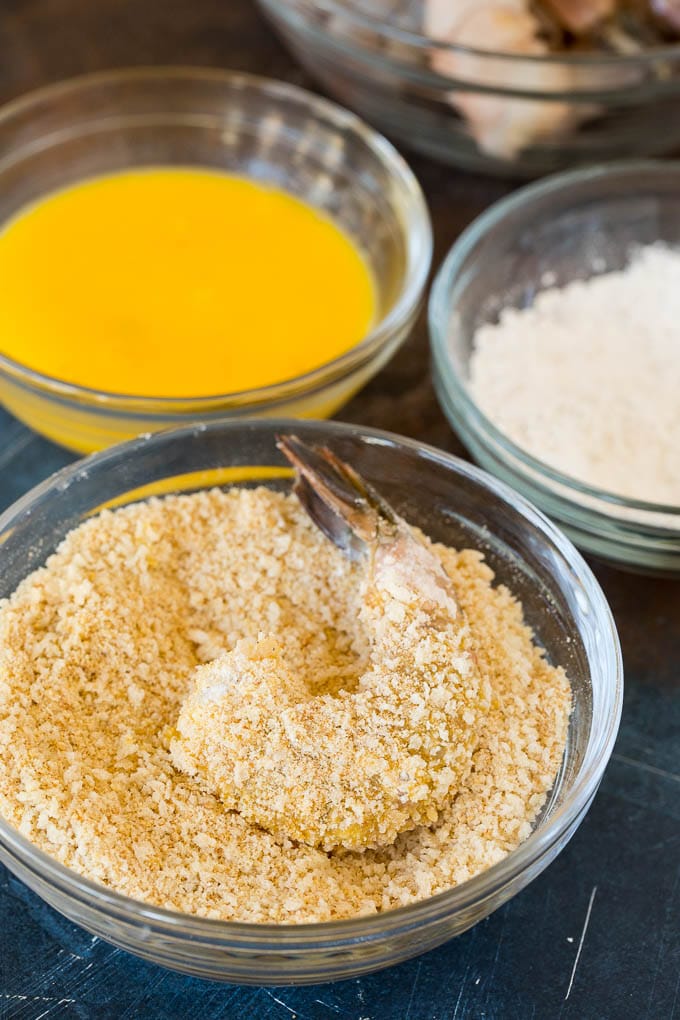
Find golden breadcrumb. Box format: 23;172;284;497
0;487;571;923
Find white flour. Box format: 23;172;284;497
469;244;680;506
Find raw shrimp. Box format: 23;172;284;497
424;0;579;159
543;0;617;35
651;0;680;32
170;437;489;852
546;1;664;48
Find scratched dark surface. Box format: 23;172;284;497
0;2;679;1018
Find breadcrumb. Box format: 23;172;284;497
0;488;571;923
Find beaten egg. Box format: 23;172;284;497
0;168;376;397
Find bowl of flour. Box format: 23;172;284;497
430;160;680;575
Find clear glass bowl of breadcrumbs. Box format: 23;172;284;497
0;419;622;984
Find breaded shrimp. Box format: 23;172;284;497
170;437;489;852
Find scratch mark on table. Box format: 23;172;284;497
670;960;680;1020
612;754;680;784
8;945;85;1000
314;1000;341;1014
404;957;423;1020
483;909;507;999
0;430;33;472
451;962;471;1020
263;989;312;1019
564;885;597;1001
0;997;75;1005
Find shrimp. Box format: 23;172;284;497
651;0;680;32
424;0;580;159
546;1;680;43
543;0;617;34
170;436;490;852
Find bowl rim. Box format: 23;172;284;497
0;66;432;410
269;0;680;66
430;158;680;525
0;417;623;946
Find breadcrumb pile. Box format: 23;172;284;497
0;488;571;924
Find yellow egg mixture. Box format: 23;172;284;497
0;168;376;396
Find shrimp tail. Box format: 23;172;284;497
276;434;398;562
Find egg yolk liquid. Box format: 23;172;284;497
0;169;376;396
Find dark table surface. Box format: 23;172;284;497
0;3;679;1018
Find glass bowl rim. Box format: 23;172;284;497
273;0;680;66
0;417;623;945
429;158;680;525
0;66;432;410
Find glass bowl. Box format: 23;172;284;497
0;67;431;454
259;0;680;177
0;418;622;984
430;160;680;576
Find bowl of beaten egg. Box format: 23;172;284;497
0;68;431;452
0;419;621;984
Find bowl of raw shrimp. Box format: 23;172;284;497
0;418;622;983
259;0;680;176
